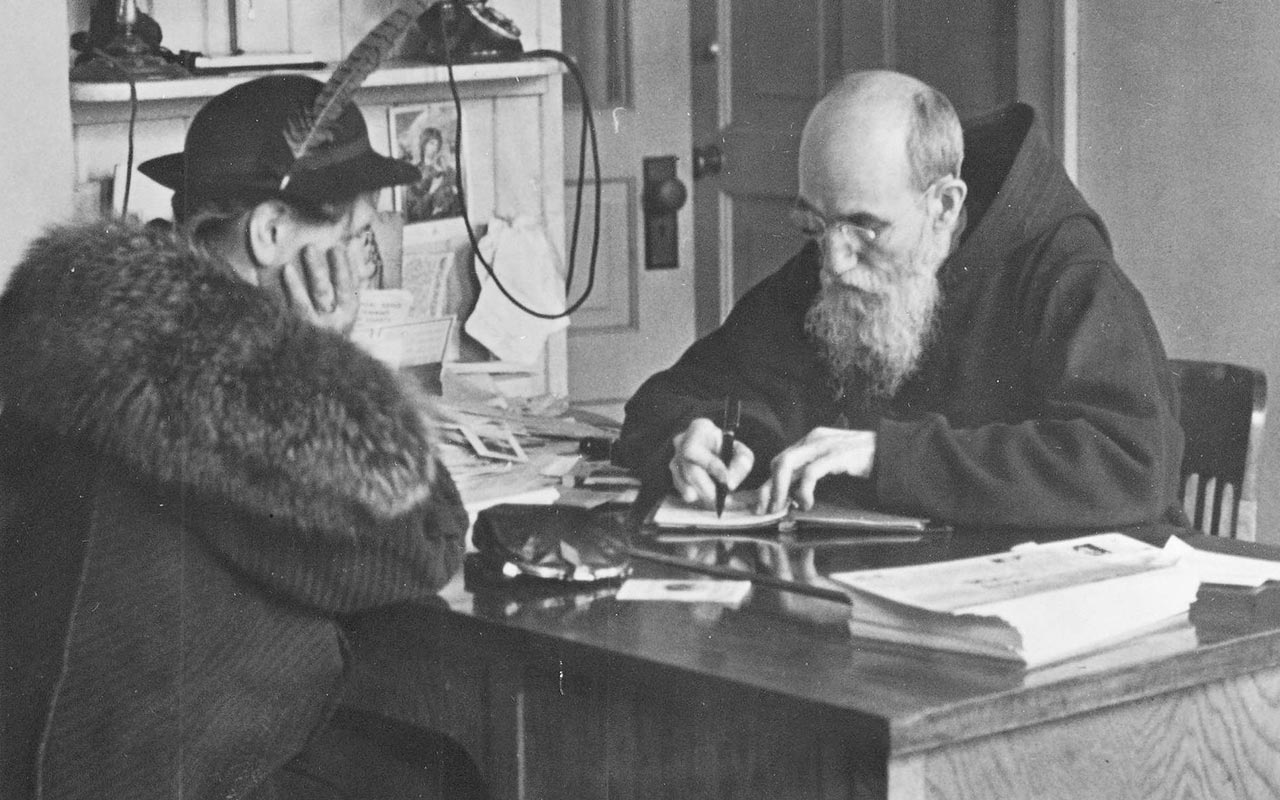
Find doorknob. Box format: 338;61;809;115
646;175;688;213
693;143;723;180
643;156;686;270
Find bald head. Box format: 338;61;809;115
800;71;964;198
796;73;968;399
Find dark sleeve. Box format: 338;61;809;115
874;219;1183;529
189;465;468;614
614;247;836;493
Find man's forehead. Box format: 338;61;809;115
800;89;917;200
798;137;915;215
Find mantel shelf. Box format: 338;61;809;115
70;58;562;105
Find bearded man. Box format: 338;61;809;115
614;70;1185;530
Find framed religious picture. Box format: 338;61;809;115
389;102;466;225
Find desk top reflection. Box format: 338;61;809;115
437;522;1280;756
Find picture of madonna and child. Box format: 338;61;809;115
393;104;465;224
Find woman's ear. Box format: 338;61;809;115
245;199;293;269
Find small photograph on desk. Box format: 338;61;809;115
616;579;753;608
389;102;465;224
455;422;528;463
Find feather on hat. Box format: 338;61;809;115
140;0;438;205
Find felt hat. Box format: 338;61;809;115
139;74;418;205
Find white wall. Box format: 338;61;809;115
1076;1;1280;540
1;1;75;288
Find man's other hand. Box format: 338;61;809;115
758;427;876;513
281;243;359;337
669;418;755;508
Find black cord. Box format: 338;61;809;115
550;51;592;293
439;30;602;320
526;48;596;296
93;48;140;218
123;75;138;217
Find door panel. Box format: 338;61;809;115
562;0;695;420
732;0;834;127
567;178;637;331
730;196;798;296
693;0;843;335
895;0;1019;117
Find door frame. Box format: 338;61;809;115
1015;0;1078;179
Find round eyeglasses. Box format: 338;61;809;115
789;206;883;248
791;179;947;249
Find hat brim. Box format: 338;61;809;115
137;152;186;191
138;150;422;203
286;151;423;203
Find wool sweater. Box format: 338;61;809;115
0;221;468;799
615;104;1185;530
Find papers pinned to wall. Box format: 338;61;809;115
396;217;485;363
465;216;570;364
356;288;415;326
352;288;454;368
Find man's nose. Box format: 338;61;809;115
821;235;862;278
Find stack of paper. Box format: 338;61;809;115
828;533;1201;667
1171;538;1280;586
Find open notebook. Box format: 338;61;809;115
647;490;943;534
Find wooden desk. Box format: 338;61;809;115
342;528;1280;799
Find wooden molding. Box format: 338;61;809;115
1016;0;1078;180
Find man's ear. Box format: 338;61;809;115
931;177;968;232
245;199;294;269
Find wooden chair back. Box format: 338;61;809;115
1170;359;1267;540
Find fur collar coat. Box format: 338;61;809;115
0;221;468;799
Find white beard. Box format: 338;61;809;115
804;227;950;404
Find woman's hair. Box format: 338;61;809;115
173;190;355;253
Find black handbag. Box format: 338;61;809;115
468;503;632;586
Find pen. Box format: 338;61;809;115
716;397;741;517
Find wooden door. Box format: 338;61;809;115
560;0;696;420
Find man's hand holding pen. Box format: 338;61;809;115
670;419;877;514
715;399;741;516
670;417;754;509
